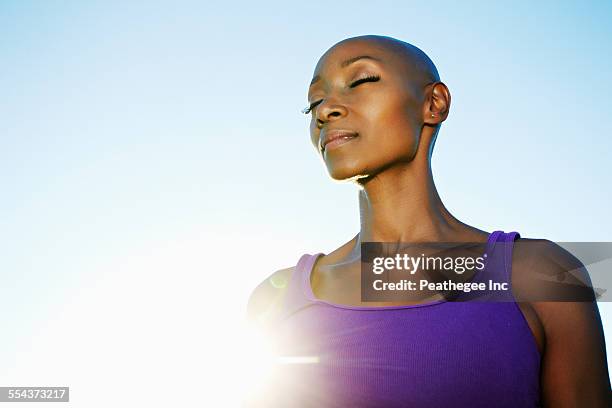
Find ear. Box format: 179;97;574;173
423;82;451;125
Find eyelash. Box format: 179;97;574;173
302;75;381;114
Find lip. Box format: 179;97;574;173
320;129;359;152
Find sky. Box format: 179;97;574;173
1;1;611;406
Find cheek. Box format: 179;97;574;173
363;95;421;157
309;119;319;149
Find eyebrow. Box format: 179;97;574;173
309;55;382;86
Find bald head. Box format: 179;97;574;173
317;35;440;89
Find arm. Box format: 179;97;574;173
536;299;610;407
514;239;611;407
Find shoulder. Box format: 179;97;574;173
510;236;601;344
246;266;295;325
510;237;595;302
511;237;611;405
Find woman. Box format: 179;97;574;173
246;35;611;407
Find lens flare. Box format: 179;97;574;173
236;321;320;406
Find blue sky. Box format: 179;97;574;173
1;1;611;406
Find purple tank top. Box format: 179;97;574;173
263;231;541;407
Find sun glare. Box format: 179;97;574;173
236;321;320;406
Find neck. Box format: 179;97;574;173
355;155;464;246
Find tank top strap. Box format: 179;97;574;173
473;230;503;282
474;230;521;301
486;230;505;252
501;230;521;284
278;253;322;322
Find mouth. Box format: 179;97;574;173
321;130;359;153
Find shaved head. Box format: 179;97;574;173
317;35;440;90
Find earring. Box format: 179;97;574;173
431;113;436;117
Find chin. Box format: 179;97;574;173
326;161;372;182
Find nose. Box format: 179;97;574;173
315;98;348;126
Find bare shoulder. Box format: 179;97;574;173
511;237;611;405
511;237;596;303
246;266;295;325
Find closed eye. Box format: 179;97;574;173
301;75;381;114
301;99;323;115
349;74;380;88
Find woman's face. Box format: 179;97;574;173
307;39;426;181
